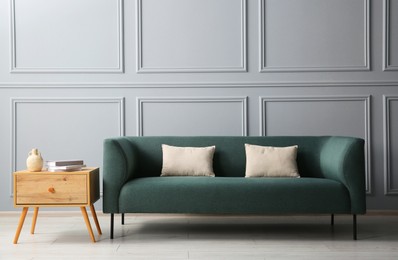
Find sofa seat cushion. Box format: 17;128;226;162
119;177;351;214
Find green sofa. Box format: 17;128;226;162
103;136;366;240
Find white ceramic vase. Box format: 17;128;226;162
26;148;43;172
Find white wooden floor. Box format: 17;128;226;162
1;211;398;260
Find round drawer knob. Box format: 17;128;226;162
48;187;55;193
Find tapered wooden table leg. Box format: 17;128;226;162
30;207;39;234
89;204;102;235
80;207;96;242
13;207;29;244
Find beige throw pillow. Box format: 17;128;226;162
245;144;299;178
161;144;216;177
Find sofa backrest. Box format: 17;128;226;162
116;136;361;179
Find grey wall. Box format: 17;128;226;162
1;0;398;211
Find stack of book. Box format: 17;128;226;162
46;160;86;172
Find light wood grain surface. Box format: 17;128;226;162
1;212;398;259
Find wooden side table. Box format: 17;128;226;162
13;167;102;244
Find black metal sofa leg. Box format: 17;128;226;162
110;213;114;239
110;213;125;239
332;214;357;240
353;214;357;240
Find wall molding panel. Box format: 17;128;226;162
10;97;125;196
259;95;372;194
136;0;247;73
10;0;124;74
137;97;247;136
383;0;398;71
260;0;370;72
383;96;398;194
1;81;398;89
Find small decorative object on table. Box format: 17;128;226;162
46;159;85;172
26;148;43;172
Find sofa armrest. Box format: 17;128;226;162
319;137;366;214
103;138;137;213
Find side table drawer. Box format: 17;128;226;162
15;174;87;205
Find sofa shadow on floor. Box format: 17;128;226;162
110;214;395;242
